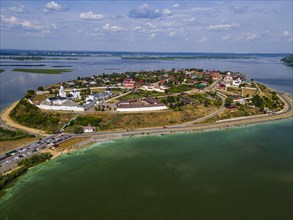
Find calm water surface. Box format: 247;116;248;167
0;119;292;220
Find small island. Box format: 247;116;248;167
281;54;293;66
12;68;73;74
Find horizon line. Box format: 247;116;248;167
0;48;291;55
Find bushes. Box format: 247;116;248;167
10;99;60;131
73;115;102;127
0;166;28;190
166;84;193;94
251;95;264;108
0;153;53;191
73;125;84;134
0;127;34;141
18;153;52;167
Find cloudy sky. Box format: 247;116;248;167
1;0;292;53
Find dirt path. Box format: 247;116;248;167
0;101;49;136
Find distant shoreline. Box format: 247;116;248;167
12;68;73;74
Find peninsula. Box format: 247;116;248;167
1;68;292;175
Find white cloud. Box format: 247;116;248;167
199;36;207;43
44;1;64;12
150;33;156;38
1;15;18;25
102;23;124;32
163;9;172;15
128;4;162;19
9;5;25;13
80;11;104;20
1;15;56;34
282;30;290;37
172;3;180;8
221;35;231;41
169;31;176;36
245;33;260;41
208;24;238;31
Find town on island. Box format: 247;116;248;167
1;67;292;187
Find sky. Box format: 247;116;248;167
0;0;292;53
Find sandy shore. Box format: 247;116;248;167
0;101;49;136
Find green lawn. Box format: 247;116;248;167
119;90;164;100
0;127;34;141
13;68;73;74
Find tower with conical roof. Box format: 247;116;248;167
59;85;67;97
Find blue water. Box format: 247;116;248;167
0;119;292;220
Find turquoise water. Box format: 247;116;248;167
1;119;292;220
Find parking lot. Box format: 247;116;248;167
0;134;71;173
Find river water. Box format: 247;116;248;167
0;119;292;220
0;51;292;220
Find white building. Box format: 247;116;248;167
59;85;67;97
223;72;233;87
140;85;168;93
38;97;85;111
37;86;85;112
85;90;112;105
84;125;95;133
70;89;81;100
232;78;242;86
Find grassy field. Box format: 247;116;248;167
243;88;257;97
68;103;218;131
119;90;164;100
0;137;39;154
32;93;55;104
0;127;35;142
55;137;89;152
13;68;73;74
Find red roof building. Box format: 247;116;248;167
123;78;135;89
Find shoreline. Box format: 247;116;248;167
0;101;48;136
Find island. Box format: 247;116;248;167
12;68;73;74
1;67;292;179
281;54;293;66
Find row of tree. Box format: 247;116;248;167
0;127;34;141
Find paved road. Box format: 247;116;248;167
0;134;72;173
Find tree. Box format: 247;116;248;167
251;95;264;108
73;125;84;134
225;97;233;106
25;90;35;98
37;86;44;91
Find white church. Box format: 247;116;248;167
37;86;85;111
